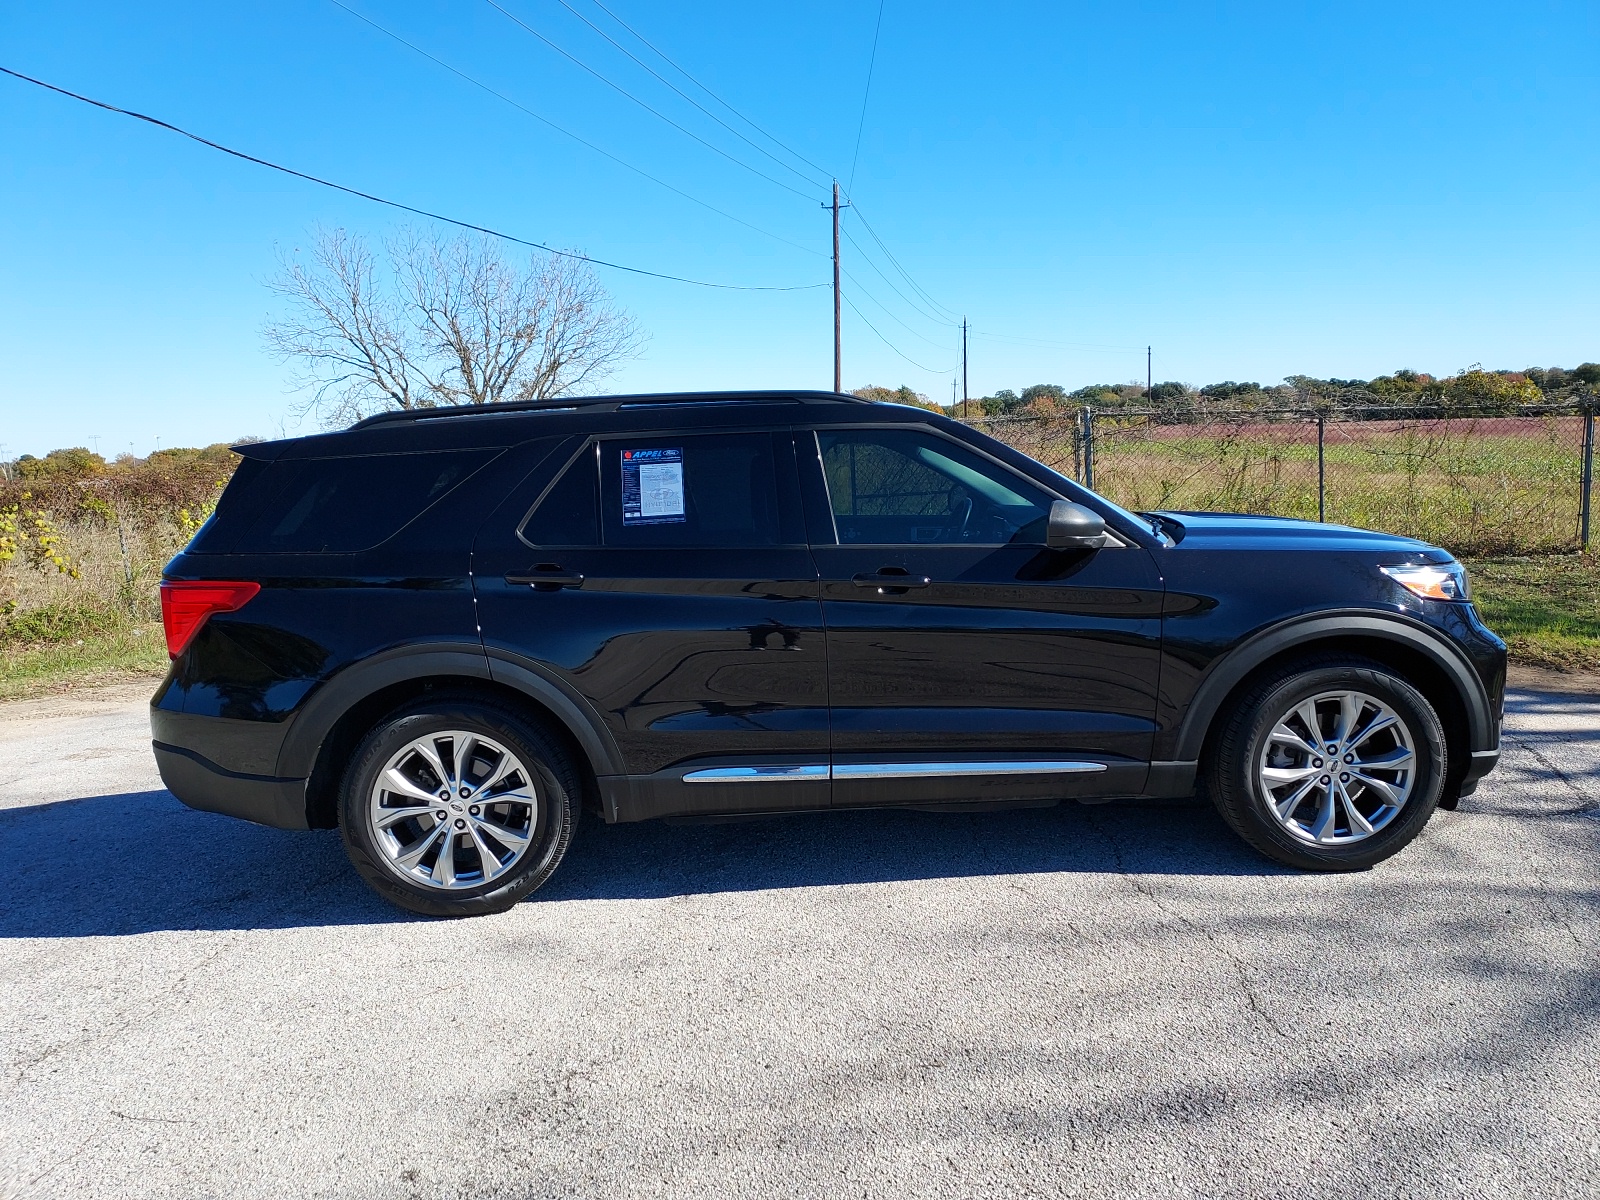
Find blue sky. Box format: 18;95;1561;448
2;0;1597;456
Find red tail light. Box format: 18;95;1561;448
159;580;261;658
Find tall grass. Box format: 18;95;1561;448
0;507;204;694
975;411;1589;556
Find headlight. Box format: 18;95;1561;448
1381;562;1471;602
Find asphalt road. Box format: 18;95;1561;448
1;682;1596;1199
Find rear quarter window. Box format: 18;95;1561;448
208;450;497;554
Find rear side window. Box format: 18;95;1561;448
229;450;495;553
185;457;269;554
519;445;600;547
599;433;795;548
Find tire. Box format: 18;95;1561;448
1205;656;1447;871
338;698;578;916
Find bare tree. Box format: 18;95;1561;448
265;226;644;424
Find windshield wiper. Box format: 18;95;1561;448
1140;512;1180;541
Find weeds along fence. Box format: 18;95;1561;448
1;464;225;642
966;402;1598;557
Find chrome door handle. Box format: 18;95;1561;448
851;572;931;591
505;571;585;591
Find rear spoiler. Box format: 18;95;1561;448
231;439;289;462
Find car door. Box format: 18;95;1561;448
798;423;1165;808
472;429;830;821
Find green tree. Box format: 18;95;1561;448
16;447;107;481
851;384;941;411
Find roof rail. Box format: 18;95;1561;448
348;390;868;430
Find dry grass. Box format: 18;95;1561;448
980;413;1589;556
1;512;187;698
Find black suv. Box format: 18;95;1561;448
152;392;1505;916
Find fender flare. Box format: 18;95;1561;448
1172;611;1495;763
274;641;624;781
482;646;625;778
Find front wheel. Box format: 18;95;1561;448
1206;658;1447;871
338;699;578;916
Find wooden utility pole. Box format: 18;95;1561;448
1147;345;1152;399
961;318;969;406
831;180;842;392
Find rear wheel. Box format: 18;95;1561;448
1206;657;1447;871
338;699;577;916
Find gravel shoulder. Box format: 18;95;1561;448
0;685;1596;1199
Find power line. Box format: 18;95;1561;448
847;203;961;322
483;0;818;201
576;0;960;342
583;0;834;182
569;0;953;342
839;225;957;329
841;291;954;375
973;331;1147;351
0;65;827;292
840;267;955;347
847;0;886;198
329;0;824;258
548;0;828;192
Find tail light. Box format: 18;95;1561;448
159;580;261;658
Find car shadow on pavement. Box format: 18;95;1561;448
0;789;1282;938
0;789;407;939
545;800;1286;903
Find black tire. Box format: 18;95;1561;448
1205;656;1447;871
338;698;578;916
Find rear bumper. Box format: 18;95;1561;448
150;705;309;830
152;741;309;829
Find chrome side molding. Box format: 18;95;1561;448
683;760;1108;783
682;764;831;783
833;761;1107;779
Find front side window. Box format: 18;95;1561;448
599;432;789;548
816;428;1054;545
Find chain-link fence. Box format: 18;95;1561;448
966;402;1597;557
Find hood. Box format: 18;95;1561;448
1154;511;1449;557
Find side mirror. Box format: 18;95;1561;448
1046;500;1106;550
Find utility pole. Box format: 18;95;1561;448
828;180;845;392
1147;346;1152;400
961;318;969;407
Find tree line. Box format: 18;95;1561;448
857;364;1600;421
1;443;240;516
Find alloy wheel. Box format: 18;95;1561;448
367;730;538;890
1257;690;1416;846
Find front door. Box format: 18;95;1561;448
473;429;829;819
798;424;1165;807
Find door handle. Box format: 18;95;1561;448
505;569;585;591
851;571;931;592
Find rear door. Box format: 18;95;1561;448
472;429;829;819
798;423;1165;807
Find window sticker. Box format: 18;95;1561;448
621;447;686;525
